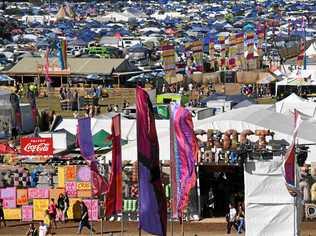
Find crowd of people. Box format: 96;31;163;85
24;194;96;236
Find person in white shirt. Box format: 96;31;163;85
226;203;237;234
38;221;47;236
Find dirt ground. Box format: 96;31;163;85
0;219;316;236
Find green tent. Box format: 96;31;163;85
92;129;127;148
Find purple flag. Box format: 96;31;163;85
77;117;108;196
77;117;95;161
136;87;167;236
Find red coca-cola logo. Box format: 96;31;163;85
20;137;53;156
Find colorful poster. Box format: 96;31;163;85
33;199;49;221
22;205;33;221
1;187;16;208
3;208;21;220
77;182;91;191
65;166;76;181
17;189;28;206
28;188;49;199
58;166;65;188
68;198;81;220
77;166;91;182
49;188;65;200
65;182;77;197
83;199;98;221
77;191;91;198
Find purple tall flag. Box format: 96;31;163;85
136;87;167;236
77;117;95;161
77;117;108;196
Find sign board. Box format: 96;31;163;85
49;188;65;200
22;205;33;221
28;188;49;199
20;137;53;156
83;199;98;221
77;166;91;182
1;187;16;208
65;182;77;197
58;167;65;188
17;189;28;206
33;199;49;221
65;166;76;181
77;182;91;191
4;208;21;220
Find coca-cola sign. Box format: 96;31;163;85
20;137;53;156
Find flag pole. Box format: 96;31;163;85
181;220;184;236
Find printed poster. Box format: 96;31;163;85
33;199;49;221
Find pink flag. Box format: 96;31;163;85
105;114;122;217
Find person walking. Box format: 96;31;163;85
63;193;69;222
0;200;6;228
77;201;96;234
237;203;245;234
48;199;57;229
57;194;65;222
226;203;237;234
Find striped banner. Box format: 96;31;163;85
191;40;204;72
209;39;216;69
218;35;226;69
161;43;176;83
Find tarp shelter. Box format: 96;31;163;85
195;105;316;163
275;93;316;118
55;5;76;21
244;158;300;236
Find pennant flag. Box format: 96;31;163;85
105;114;122;217
57;39;67;70
209;39;216;69
170;103;199;220
136;87;167;236
283;109;302;197
77;117;108;196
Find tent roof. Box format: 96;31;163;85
275;93;316;117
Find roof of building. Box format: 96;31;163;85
7;57;140;76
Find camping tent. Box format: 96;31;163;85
275;93;316;118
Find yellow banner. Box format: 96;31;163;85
77;182;91;191
68;198;81;220
33;199;49;221
58;167;65;188
4;208;21;220
77;190;92;198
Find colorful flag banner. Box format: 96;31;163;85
57;39;67;70
170;103;199;219
209;39;216;69
228;33;237;69
218;35;226;69
245;32;255;61
136;86;167;236
191;40;204;72
105;114;122;217
161;43;176;84
235;32;244;67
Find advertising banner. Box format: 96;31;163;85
20;137;53;156
22;205;33;221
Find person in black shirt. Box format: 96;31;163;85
77;201;95;234
0;200;6;228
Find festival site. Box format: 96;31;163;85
1;0;316;235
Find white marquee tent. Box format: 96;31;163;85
275;93;316;118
